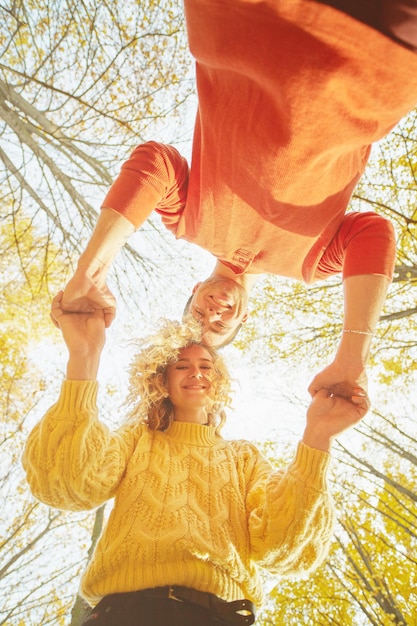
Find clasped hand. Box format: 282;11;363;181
51;291;107;357
303;386;370;452
59;271;116;328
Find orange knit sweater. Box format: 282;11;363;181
103;0;417;282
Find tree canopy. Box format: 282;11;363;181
0;2;416;624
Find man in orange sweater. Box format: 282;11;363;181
61;0;417;398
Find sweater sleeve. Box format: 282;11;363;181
315;211;396;281
22;381;138;512
246;441;335;577
101;141;189;234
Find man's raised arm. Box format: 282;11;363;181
61;142;189;327
62;208;135;327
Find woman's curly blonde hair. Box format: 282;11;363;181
125;318;232;433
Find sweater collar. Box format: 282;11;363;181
164;421;218;446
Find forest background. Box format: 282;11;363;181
0;1;416;625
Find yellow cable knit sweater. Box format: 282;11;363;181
23;381;335;607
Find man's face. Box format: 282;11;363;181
188;277;248;347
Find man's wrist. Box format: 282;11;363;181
335;330;371;368
75;255;110;282
75;208;135;275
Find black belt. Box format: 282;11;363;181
132;585;256;625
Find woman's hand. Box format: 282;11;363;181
51;291;106;380
302;387;370;453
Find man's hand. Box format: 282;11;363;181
308;360;368;400
56;207;136;328
60;270;116;328
303;387;370;452
51;292;106;380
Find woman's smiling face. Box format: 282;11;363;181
166;344;214;422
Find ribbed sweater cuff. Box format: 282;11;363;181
290;441;331;491
54;380;99;421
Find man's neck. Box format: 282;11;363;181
211;260;259;292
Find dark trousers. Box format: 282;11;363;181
315;0;417;51
81;597;219;625
80;589;255;626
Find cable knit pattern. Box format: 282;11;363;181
23;380;335;607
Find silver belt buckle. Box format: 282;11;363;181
168;586;183;602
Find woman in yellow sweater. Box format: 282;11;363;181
23;293;369;625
